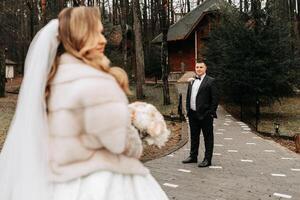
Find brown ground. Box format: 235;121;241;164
141;121;184;162
258;134;297;153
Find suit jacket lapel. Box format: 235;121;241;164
196;76;208;98
188;80;194;97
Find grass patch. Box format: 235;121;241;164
223;94;300;137
0;93;18;150
128;83;179;116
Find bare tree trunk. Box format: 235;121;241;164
41;0;47;25
296;0;300;49
133;0;145;99
26;0;36;40
88;0;93;6
239;0;243;12
143;0;148;41
244;0;249;12
160;0;170;105
0;50;5;97
73;0;80;6
130;0;136;79
180;0;185;14
102;0;105;19
289;0;297;55
126;0;130;19
251;0;261;14
289;0;296;21
107;0;113;22
120;0;128;71
197;0;205;5
170;0;174;24
59;0;65;10
72;0;85;6
113;0;117;24
186;0;190;12
143;0;150;72
150;0;156;38
116;0;121;24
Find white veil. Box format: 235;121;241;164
0;19;59;200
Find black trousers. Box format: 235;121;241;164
188;110;214;162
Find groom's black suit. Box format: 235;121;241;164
186;75;219;162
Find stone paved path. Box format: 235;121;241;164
145;83;300;200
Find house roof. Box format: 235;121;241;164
152;0;225;43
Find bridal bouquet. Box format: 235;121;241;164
128;102;170;148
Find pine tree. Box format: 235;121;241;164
204;4;300;108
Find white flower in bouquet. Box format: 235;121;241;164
128;102;170;148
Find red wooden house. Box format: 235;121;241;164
152;0;224;74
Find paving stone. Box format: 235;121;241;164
146;88;300;200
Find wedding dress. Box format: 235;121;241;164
0;19;169;200
52;171;168;200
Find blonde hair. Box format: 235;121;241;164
110;67;132;95
46;7;131;100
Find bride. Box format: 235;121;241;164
0;7;169;200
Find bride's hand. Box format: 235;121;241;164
123;125;143;159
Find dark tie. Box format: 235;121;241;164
195;76;201;80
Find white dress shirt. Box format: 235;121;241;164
190;74;206;111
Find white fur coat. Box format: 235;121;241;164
47;53;149;182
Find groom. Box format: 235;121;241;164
182;61;219;167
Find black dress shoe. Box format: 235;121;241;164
198;159;211;167
182;157;197;164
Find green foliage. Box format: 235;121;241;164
145;45;162;79
45;1;61;21
105;45;125;67
204;4;300;106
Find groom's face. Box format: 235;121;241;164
195;62;207;76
